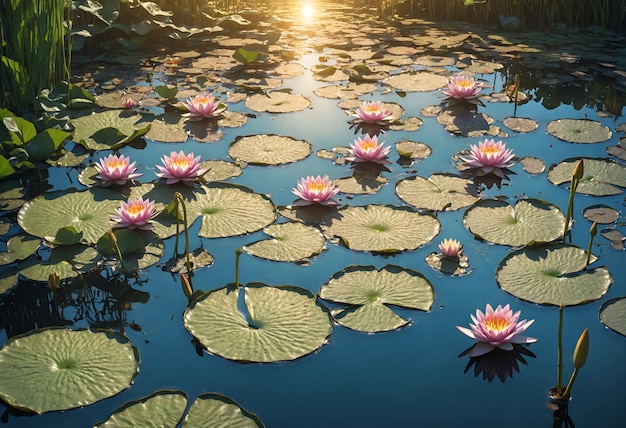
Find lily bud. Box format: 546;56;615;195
573;159;584;181
48;272;60;291
573;328;589;369
180;273;193;299
590;221;597;237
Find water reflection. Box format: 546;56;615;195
458;344;536;383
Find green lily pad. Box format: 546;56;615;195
321;205;440;253
0;234;40;265
396;174;481;211
463;199;566;246
182;393;265;428
546;119;612;143
245;92;311;113
0;180;26;212
395;140;432;159
184;284;332;362
18;245;101;281
503;117;539;133
243;222;325;262
200;160;243;182
228;134;311;165
383;72;448;92
599;297;626;336
0;327;139;413
547;157;626;196
18;188;124;244
0;265;19;294
496;244;612;306
96;390;188;427
335;174;388;195
164;247;215;274
318;265;435;333
71;110;151;151
189;183;276;238
97;230;164;271
145;112;189;143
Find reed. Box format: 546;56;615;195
0;0;71;112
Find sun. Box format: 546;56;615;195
301;2;314;21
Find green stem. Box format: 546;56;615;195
235;247;243;287
557;303;564;394
175;193;192;275
173;197;180;259
109;229;126;274
562;177;578;242
563;368;579;398
585;221;597;267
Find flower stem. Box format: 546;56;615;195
175;193;192;275
585;221;597;267
109;229;126;274
557;303;564;395
235;247;243;287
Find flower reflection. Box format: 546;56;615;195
460;139;515;178
459;343;536;383
292;175;340;207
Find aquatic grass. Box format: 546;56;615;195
0;0;71;112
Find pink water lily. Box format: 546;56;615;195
438;238;462;257
122;98;137;109
346;135;391;164
111;197;158;230
351;100;393;124
443;75;482;100
457;304;537;357
460;139;515;177
94;154;142;186
182;92;226;119
292;175;340;207
156;151;207;185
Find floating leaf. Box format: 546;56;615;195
0;234;40;265
319;265;435;333
395;140;432;159
96;390;187;427
546;119;612;143
599;297;626;336
0;180;26;212
463;199;565;246
503;117;538;133
200;160;243;182
245;92;311;113
18;245;101;281
519;156;545;174
396;174;480;211
0;328;139;413
71;110;150;151
547;157;626;196
583;205;619;224
184;284;332;362
383;72;448;92
496;244;612;306
228;134;311;165
18;188;123;244
0;265;19;294
182;393;265;427
164;247;214;274
424;252;471;276
321;205;440;253
243;222;325;262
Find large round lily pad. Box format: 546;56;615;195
228;134;311;165
599;297;626;336
243;222;325;262
463;199;566;246
18;188;124;244
321;205;440;253
547;157;626;196
496;244;612;306
396;174;480;211
182;393;265;427
71;110;151;151
0;328;139;414
318;265;435;333
245;92;311;113
184;284;332;362
96;390;188;427
383;72;448;92
546;119;612;143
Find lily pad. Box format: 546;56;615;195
463;199;565;246
318;265;435;333
503;117;539;133
496;244;612;306
97;230;164;271
395;140;432;159
547;157;626;196
0;328;139;413
0;234;40;265
583;205;620;224
17;188;124;244
383;72;448;92
546;119;612;143
245;92;311;113
0;180;26;212
599;297;626;336
18;244;101;281
95;390;188;427
228;134;311;165
0;265;19;294
321;205;440;253
396;174;480;211
519;156;545;174
200;160;243;182
425;252;471;276
243;222;325;262
71;110;151;151
182;393;265;428
184;284;332;362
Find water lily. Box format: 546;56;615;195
94;154;142;186
122;98;137;109
457;304;537;357
111;197;158;230
155;151;207;185
351;100;393;124
182;92;226;119
346;134;391;164
292;175;340;206
438;238;462;257
443;75;482;101
460;139;515;177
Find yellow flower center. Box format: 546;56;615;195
358;140;377;150
363;106;381;114
105;159;126;170
483;316;511;333
307;181;327;192
457;79;473;88
170;157;191;168
126;202;146;216
480;145;500;156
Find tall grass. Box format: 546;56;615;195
0;0;71;113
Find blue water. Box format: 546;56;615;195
1;48;626;428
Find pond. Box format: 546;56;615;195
1;2;626;427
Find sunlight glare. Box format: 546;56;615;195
301;1;315;22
